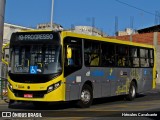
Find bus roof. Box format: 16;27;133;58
13;30;154;49
61;31;154;49
19;29;53;32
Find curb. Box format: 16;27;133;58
156;86;160;88
0;100;7;104
156;83;160;90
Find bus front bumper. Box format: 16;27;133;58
7;83;65;102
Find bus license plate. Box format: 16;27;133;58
24;94;33;98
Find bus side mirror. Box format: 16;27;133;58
67;47;72;59
2;45;10;66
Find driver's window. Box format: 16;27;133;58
64;37;82;77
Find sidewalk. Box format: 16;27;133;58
0;99;6;104
156;83;160;90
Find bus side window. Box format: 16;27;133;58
149;49;154;67
90;53;99;66
116;45;129;67
130;47;140;67
118;56;125;66
64;37;82;77
101;42;115;67
84;40;100;66
84;54;90;66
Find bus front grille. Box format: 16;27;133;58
13;89;47;98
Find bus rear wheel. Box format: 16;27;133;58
77;84;93;108
126;82;136;101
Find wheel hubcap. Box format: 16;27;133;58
81;90;90;103
131;86;136;98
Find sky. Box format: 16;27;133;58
4;0;160;36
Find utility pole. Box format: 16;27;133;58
50;0;54;30
130;16;134;42
115;16;118;36
0;0;6;97
0;0;6;62
92;17;95;35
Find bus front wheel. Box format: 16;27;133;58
77;84;93;108
126;82;136;101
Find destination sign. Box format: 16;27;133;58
10;32;60;47
17;34;54;41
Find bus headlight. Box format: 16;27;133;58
47;81;61;93
7;82;13;91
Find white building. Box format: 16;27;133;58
37;23;63;31
71;26;107;37
116;28;136;36
3;23;33;44
1;23;32;79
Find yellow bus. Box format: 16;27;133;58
3;30;156;108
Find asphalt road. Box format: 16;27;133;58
0;88;160;120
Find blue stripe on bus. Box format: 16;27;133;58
91;70;104;77
107;75;116;80
67;76;75;81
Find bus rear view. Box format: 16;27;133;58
7;31;64;107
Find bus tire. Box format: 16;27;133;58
126;82;136;101
77;84;93;108
9;100;14;104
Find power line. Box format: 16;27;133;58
115;0;155;16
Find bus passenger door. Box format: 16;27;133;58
63;37;83;101
140;49;153;91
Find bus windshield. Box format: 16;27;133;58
10;45;62;74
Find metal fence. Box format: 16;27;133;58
0;77;7;100
0;62;8;100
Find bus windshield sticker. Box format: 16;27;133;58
30;66;37;74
